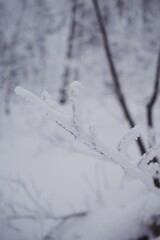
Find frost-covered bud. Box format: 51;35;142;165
41;91;63;113
69;81;83;100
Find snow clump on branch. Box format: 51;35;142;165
15;82;160;197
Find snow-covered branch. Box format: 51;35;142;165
15;81;160;196
117;125;141;153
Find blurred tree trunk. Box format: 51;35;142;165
0;0;56;115
116;0;125;16
147;50;160;146
2;0;25;115
59;0;79;104
91;0;146;155
145;50;160;174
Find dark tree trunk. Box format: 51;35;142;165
59;0;79;104
91;0;146;155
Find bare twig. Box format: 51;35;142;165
146;50;160;169
147;50;160;128
91;0;146;155
3;0;26;115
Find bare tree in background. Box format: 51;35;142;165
116;0;125;16
0;0;26;114
91;0;160;191
0;0;65;115
91;0;146;155
59;0;79;104
147;50;160;147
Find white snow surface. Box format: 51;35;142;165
0;90;160;240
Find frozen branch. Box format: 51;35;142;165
15;82;160;195
15;86;76;138
118;125;141;153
